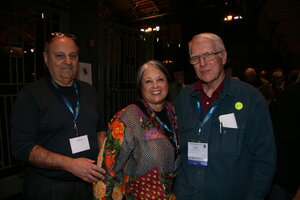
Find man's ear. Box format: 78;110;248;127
43;51;48;67
221;50;227;65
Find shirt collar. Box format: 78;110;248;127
192;74;227;96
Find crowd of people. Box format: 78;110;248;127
10;31;299;200
237;63;300;200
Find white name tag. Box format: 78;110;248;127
219;113;238;128
69;135;90;154
188;142;208;166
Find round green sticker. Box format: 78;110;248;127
235;102;243;110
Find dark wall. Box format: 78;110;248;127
69;0;100;89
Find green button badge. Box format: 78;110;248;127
235;102;243;110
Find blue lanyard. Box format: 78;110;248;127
51;79;80;136
155;116;175;134
147;106;179;151
155;115;179;152
196;99;217;135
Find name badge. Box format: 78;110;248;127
69;135;90;154
188;142;208;166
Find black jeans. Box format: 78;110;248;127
23;171;93;200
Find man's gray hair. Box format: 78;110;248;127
188;32;226;55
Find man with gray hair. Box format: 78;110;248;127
173;32;276;200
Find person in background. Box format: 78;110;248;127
244;67;259;86
259;69;271;85
286;68;300;86
173;32;276;200
268;71;300;200
93;60;179;200
10;32;106;200
169;68;185;103
244;67;273;105
269;68;286;121
270;68;285;102
225;67;240;80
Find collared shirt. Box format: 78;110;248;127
192;76;226;113
173;75;277;200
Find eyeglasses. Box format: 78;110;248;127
50;32;78;40
189;51;223;65
45;32;78;51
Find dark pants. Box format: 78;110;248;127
267;184;296;200
23;171;93;200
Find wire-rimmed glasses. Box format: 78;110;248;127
189;51;223;65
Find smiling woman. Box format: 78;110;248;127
139;61;170;112
93;60;179;200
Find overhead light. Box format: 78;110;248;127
140;25;160;32
163;60;173;64
224;14;242;21
145;27;152;32
224;0;243;22
234;16;242;20
226;15;233;21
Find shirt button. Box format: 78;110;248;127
206;101;209;105
197;171;203;175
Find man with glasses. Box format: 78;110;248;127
11;32;106;200
173;32;276;200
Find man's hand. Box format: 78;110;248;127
67;158;106;183
28;145;105;183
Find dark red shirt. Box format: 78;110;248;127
192;76;226;113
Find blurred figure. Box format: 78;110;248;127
259;69;271;85
268;72;300;200
286;69;300;86
226;67;240;80
270;68;285;102
169;69;185;103
244;67;273;105
244;67;258;86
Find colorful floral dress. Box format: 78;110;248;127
93;101;178;200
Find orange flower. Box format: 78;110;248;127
169;194;176;200
124;175;129;183
110;120;125;139
150;133;158;139
112;185;123;200
105;150;116;177
119;182;126;194
93;180;107;199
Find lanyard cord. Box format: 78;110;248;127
196;98;217;135
139;99;179;152
51;79;80;136
155;115;179;153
